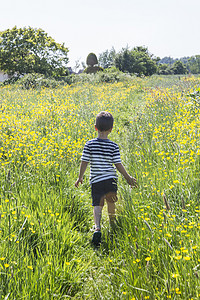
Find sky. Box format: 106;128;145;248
1;0;200;69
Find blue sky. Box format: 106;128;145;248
1;0;200;68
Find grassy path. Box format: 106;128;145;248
0;75;199;299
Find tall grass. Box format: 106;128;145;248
0;75;199;299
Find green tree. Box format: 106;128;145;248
158;56;175;66
115;46;157;76
86;53;98;67
171;60;188;75
0;26;69;77
98;47;116;69
84;53;103;74
187;55;200;74
157;63;173;75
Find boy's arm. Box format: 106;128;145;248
75;161;89;187
115;163;138;187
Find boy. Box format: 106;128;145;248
75;111;137;245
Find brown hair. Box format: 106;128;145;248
95;111;114;131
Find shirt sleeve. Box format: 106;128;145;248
81;142;90;162
112;144;121;164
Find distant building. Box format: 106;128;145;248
0;71;10;82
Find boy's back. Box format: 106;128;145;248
81;137;121;184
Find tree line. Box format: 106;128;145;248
98;47;200;75
0;26;200;80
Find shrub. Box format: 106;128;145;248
86;53;98;67
2;76;20;85
68;73;96;84
15;73;64;89
95;67;132;83
84;66;103;74
66;67;133;84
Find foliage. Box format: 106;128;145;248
86;53;98;67
16;73;64;89
115;46;157;76
1;75;20;85
98;47;116;69
95;66;132;83
0;26;69;78
187;55;200;74
170;60;188;74
158;56;176;65
188;88;200;106
158;60;188;75
158;56;200;74
2;73;66;89
67;67;132;83
157;63;173;75
84;65;103;74
0;76;200;299
84;53;102;74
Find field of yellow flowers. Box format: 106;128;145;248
0;75;199;299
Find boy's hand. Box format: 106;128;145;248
75;178;83;188
115;163;138;188
126;176;138;188
75;161;88;188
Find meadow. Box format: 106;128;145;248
0;75;199;299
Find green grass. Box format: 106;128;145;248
0;75;199;299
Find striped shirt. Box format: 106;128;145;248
81;138;121;184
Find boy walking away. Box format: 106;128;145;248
75;111;137;246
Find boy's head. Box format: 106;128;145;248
95;111;114;132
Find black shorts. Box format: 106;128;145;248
91;178;118;206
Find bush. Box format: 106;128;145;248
15;73;64;89
2;76;20;85
65;67;133;85
69;73;96;84
86;53;98;67
95;67;132;83
84;66;104;74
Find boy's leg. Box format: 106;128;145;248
92;204;103;246
105;192;117;225
93;205;103;230
92;182;105;230
107;202;116;224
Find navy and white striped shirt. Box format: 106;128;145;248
81;138;121;184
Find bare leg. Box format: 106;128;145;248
106;192;117;226
107;202;116;224
93;206;103;230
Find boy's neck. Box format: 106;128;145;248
97;131;110;139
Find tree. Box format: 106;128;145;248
98;47;116;69
0;26;69;77
115;46;157;76
157;63;173;75
187;55;200;74
86;53;98;67
171;60;188;75
84;53;103;74
158;56;175;66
